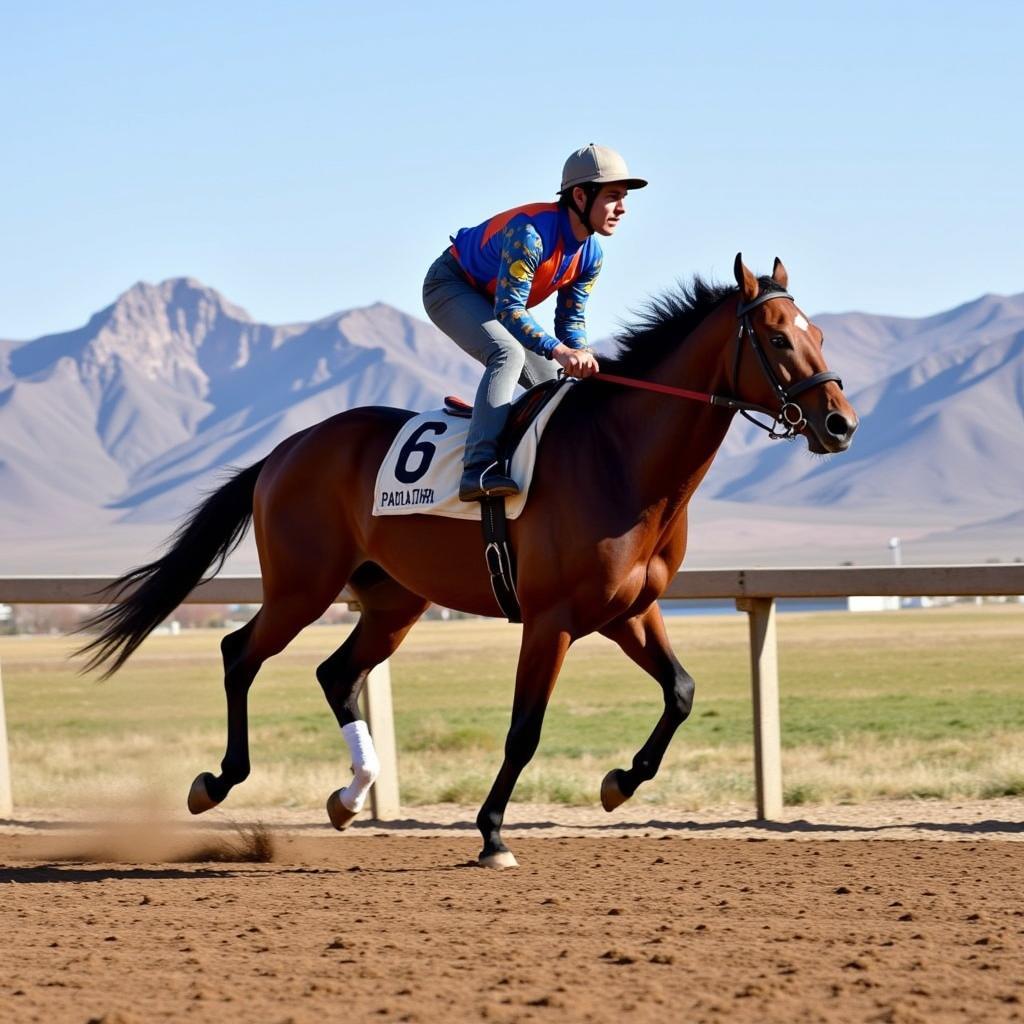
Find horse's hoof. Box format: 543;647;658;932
601;769;629;812
187;772;221;815
327;790;358;831
478;849;518;869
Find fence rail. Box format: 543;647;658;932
1;565;1021;822
2;564;1022;605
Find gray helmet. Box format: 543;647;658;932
560;144;648;193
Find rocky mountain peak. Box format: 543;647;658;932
110;277;253;324
83;278;253;382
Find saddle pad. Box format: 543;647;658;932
372;383;572;521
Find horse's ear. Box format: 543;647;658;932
733;252;758;303
772;257;789;289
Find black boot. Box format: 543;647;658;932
459;459;520;501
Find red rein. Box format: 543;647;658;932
592;372;716;406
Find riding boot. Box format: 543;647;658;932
458;458;520;502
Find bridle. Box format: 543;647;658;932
594;289;843;441
732;289;843;439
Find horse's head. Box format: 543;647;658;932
732;254;858;454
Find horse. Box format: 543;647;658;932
78;254;858;868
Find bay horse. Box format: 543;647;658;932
79;255;857;868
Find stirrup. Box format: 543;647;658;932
459;461;520;502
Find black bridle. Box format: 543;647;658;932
731;289;843;440
595;288;844;440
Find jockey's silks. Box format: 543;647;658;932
449;203;602;356
450;203;598;303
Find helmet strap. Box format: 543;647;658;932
568;183;599;236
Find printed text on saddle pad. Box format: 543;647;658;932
372;384;572;521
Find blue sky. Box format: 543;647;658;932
1;1;1021;342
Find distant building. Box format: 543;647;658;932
847;596;900;612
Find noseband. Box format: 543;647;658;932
733;290;843;439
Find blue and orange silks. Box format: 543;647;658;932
449;203;603;357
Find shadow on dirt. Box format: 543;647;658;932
339;816;1024;837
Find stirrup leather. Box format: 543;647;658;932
480;496;521;623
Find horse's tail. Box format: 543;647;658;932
76;459;268;678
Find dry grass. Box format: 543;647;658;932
396;730;1024;809
2;605;1022;811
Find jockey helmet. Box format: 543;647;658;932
560;144;648;193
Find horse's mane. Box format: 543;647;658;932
597;274;786;377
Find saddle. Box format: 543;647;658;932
443;379;566;623
444;378;564;450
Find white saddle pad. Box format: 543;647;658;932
372;383;572;521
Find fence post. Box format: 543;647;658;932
736;597;783;820
0;658;12;817
362;661;401;820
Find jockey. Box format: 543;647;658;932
423;144;647;501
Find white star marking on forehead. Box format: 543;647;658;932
794;314;809;331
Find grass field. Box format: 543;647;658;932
1;604;1022;811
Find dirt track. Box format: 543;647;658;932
3;803;1024;1023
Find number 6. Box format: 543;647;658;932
395;421;448;484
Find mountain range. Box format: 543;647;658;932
1;278;1021;572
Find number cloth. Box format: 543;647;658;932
372;385;574;520
448;203;602;356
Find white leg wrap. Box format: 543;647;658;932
338;720;380;813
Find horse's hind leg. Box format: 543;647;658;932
188;586;346;814
316;564;430;829
187;617;260;812
598;604;695;811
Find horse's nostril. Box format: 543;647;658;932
825;412;850;439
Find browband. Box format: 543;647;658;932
736;290;793;316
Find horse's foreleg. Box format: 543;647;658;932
317;578;429;829
598;605;695;811
476;619;571;868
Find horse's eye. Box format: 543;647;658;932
770;335;790;350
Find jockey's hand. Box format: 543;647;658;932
552;344;600;379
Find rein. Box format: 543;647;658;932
591;372;777;416
593;289;843;441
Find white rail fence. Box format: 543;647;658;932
1;565;1021;821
